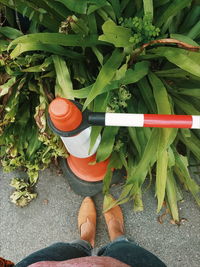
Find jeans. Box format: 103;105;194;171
15;236;166;267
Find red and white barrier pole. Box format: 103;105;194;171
48;98;109;182
88;113;200;129
48;98;199;189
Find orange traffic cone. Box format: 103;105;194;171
48;98;110;195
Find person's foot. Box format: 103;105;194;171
78;197;96;248
103;199;124;242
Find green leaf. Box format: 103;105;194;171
170;34;199;46
108;0;121;18
166;170;179;222
8;33;101;50
89;92;110;152
126;128;159;186
150;47;200;78
96;126;119;162
0;26;23;39
187;20;200;39
21;57;53;72
148;72;171;114
156;141;169;212
155;68;200;81
173;96;200;114
148;72;177;211
103;194;117;212
143;0;153;21
83;49;124;109
176;88;200;99
156;0;192;27
99;20;132;47
179;130;200;160
10;42;84;59
137;77;156;113
0;77;16;97
103;152;123;196
52;55;74;100
128;127;142;157
26;128;42;158
174;151;200;205
56;0;107;14
133;188;144;212
74;61;149;99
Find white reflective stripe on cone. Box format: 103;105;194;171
191;116;200;129
105;113;144;127
61;127;101;158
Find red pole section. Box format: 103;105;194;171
144;114;193;128
105;113;200;129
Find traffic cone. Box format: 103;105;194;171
48;97;113;196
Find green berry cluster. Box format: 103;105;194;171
119;15;160;47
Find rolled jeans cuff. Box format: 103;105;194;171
71;239;92;255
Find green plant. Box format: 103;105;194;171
0;0;199;222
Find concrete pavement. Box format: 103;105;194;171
0;165;200;266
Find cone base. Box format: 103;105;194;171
67;154;109;182
60;158;125;197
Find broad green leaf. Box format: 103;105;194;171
8;33;101;50
166;170;179;222
150;47;200;78
52;55;74;99
96;126;119;162
156;0;192;27
99;20;132;47
0;26;23;39
10;42;86;59
83;49;124;109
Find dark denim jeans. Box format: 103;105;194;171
15;236;166;267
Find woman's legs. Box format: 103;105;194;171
102;197;166;267
15;197;96;267
98;236;166;267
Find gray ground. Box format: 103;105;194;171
0;165;200;267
